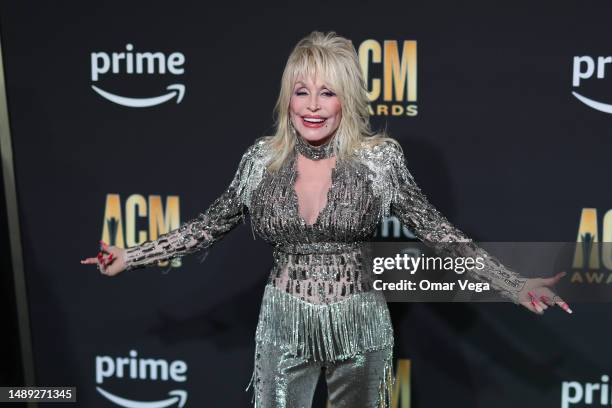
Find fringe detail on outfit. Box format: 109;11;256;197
255;284;394;362
356;144;395;220
245;345;261;407
378;347;396;408
245;284;394;407
235;137;272;209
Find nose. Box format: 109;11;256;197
308;94;320;111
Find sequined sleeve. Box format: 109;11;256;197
123;140;261;271
386;142;527;304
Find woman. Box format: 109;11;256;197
82;31;571;407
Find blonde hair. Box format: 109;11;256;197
263;30;400;172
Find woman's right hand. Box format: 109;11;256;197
80;240;127;277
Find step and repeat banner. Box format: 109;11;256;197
1;1;611;407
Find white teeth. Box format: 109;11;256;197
304;117;325;123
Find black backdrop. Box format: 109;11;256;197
1;1;611;407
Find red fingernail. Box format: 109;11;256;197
531;300;543;312
109;254;114;261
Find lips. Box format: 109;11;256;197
302;116;327;128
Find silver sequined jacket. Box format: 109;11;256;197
124;137;527;364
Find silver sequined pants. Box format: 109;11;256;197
248;341;394;408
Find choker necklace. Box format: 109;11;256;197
294;133;335;160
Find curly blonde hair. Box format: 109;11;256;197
263;30;400;171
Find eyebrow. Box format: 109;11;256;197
294;81;332;90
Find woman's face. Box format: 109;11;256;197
289;75;342;146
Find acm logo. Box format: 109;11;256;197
101;194;182;269
358;40;418;117
571;208;612;283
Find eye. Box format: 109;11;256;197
322;91;336;97
295;90;308;96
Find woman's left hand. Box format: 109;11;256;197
517;271;573;315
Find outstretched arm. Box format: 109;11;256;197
384;141;532;306
122;139;261;271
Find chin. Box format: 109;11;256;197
301;133;331;142
297;128;336;142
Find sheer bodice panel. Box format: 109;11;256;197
268;243;375;305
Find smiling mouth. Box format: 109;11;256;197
301;116;327;128
303;117;326;123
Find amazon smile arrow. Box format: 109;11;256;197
96;387;187;408
91;84;185;108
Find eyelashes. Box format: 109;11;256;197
295;90;336;97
